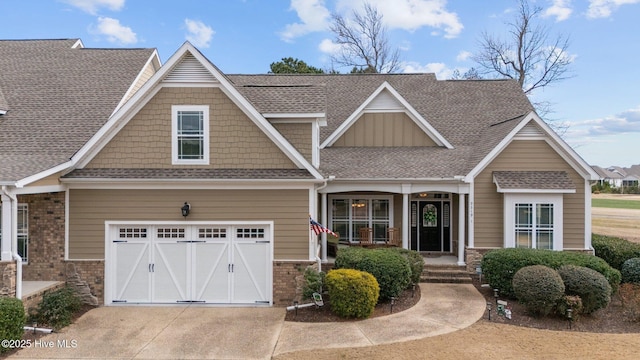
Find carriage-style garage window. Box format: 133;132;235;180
172;105;209;164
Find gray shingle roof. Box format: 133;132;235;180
228;74;534;179
493;171;576;191
0;39;155;182
63;168;313;180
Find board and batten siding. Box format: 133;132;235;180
333;112;437;147
86;87;297;169
474;140;586;249
68;189;310;260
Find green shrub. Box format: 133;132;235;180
325;269;379;318
386;247;424;285
302;266;325;300
557;265;611;314
34;286;82;330
512;265;565;316
622;258;640;284
481;248;621;298
0;297;25;353
556;295;583;319
592;234;640;270
335;247;411;301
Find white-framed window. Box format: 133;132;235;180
172;105;209;165
329;195;393;243
17;204;28;262
504;194;562;250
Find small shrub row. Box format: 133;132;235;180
592;234;640;271
512;265;612;315
481;248;620;298
335;247;412;301
325;268;379;318
0;297;25;353
30;286;82;330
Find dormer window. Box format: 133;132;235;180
172;105;209;165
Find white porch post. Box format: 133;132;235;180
321;192;328;262
402;190;410;249
457;193;466;266
1;192;13;261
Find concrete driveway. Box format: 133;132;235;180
10;284;485;359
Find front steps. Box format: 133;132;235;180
420;263;472;284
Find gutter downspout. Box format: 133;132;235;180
2;186;21;299
314;176;335;268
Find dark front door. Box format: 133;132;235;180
411;201;450;252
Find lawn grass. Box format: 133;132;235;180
592;198;640;210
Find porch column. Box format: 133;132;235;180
457;193;466;266
402;193;409;249
1;192;13;261
321;192;328;262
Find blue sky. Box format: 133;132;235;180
1;0;639;167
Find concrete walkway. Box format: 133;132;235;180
10;283;486;360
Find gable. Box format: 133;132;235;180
332;112;437;147
85;87;297;170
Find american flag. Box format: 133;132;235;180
310;217;338;237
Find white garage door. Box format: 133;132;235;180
106;223;272;305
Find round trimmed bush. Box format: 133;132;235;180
512;265;565;316
557;265;612;314
622;258;640;284
387;247;424;285
335;247;411;301
325;268;379;318
0;297;25;353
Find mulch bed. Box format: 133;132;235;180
285;278;640;334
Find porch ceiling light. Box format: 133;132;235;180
181;202;191;217
418;193;428;198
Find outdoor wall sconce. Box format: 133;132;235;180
181;202;191;217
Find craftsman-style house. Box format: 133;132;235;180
0;39;598;306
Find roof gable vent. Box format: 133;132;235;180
365;89;404;111
516;122;545;138
163;53;217;83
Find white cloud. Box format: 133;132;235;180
569;106;640;137
318;38;342;54
401;61;454;79
337;0;463;38
184;19;215;48
280;0;331;42
544;0;573;21
62;0;124;15
587;0;640;18
93;17;137;44
456;50;472;62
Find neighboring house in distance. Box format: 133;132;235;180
0;39;598;306
592;165;639;189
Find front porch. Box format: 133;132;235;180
318;187;469;266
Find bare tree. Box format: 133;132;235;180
329;3;401;73
473;0;573;95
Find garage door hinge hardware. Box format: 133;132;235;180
112;300;127;303
255;301;269;304
255;240;269;244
